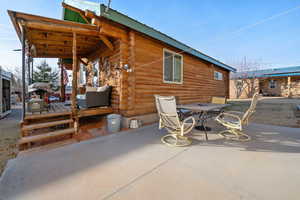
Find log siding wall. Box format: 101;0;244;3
89;19;230;117
127;33;230;117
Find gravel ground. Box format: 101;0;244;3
226;97;300;127
0;105;21;176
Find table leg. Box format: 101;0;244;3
194;112;209;141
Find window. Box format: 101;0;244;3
214;71;223;80
269;80;276;89
163;49;183;83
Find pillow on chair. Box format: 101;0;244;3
97;85;109;92
212;97;226;104
86;87;97;92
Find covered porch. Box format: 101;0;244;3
8;10;120;149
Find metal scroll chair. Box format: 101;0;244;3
154;95;196;147
215;92;260;141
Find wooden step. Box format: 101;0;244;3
25;111;72;120
19;138;77;154
22;119;73;131
19;128;75;145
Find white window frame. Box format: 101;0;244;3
269;79;276;89
214;71;223;80
163;48;183;84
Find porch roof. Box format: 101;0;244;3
7;10;107;59
62;0;236;72
0;67;12;80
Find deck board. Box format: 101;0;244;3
25;102;113;120
78;107;113;118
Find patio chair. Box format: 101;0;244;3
27;100;49;114
208;96;227;118
211;96;226;104
154;95;196;147
215;92;260;141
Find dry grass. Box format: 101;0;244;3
0;106;20;176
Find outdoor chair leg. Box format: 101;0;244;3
218;129;251;142
161;134;192;147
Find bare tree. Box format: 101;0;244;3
231;57;261;98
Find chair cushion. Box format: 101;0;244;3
77;94;86;100
211;97;226;104
86;87;97;92
97;85;109;92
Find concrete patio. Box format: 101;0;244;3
1;123;300;200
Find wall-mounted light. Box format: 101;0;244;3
123;64;133;72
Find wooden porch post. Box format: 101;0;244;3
21;29;26;120
31;58;34;84
86;61;93;87
27;56;31;85
59;61;65;102
287;76;291;98
71;32;78;134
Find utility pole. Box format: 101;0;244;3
106;0;112;12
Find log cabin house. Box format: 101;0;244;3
8;0;236;149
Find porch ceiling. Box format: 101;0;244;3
8;10;112;59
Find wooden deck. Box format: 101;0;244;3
25;102;113;120
78;107;113;118
25;102;71;121
21;102;113;151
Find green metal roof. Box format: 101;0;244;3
232;66;300;79
64;8;87;24
63;0;236;72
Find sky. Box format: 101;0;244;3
0;0;300;73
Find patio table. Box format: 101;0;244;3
177;103;230;140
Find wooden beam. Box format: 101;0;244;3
60;61;66;102
71;32;79;135
22;20;100;36
27;55;31;85
21;28;26;120
24;111;71;120
99;34;114;51
85;10;96;19
287;76;291;98
78;107;113;118
35;54;74;58
27;30;101;45
29;39;94;48
19;128;75;145
22;119;73;131
11;10;97;30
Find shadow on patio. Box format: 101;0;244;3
1;122;300;199
0;124;172;199
199;122;300;154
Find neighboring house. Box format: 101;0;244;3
0;67;12;119
230;66;300;99
9;0;236;127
